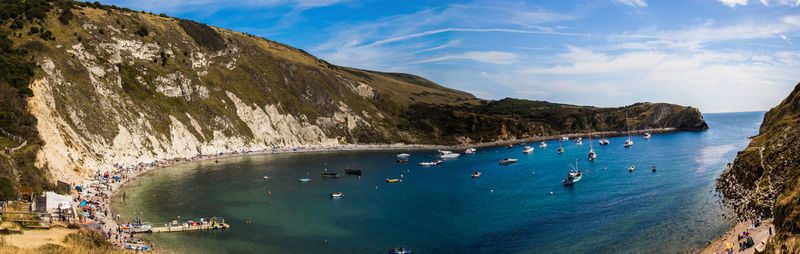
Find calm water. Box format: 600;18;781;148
114;112;763;253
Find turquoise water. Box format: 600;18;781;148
114;112;763;253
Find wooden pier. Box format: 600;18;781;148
149;222;230;233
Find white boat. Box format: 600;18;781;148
575;137;582;142
298;178;312;182
419;160;442;166
599;138;610;145
437;150;461;159
396;153;410;158
562;158;583;185
628;165;635;172
624;111;634;147
644;133;651;139
330;192;343;198
522;146;534;154
560;136;569;142
539;141;547;148
575;140;582;146
498;158;518;165
464;148;477;154
263;176;270;179
588;149;596;161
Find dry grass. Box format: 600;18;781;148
0;228;124;254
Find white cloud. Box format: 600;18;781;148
785;15;800;26
718;0;749;8
368;28;588;47
413;51;519;65
758;0;800;6
613;0;647;7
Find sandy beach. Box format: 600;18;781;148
699;218;774;254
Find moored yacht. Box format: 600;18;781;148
560;136;569;142
464;148;477;154
498;158;518;165
522;146;534;154
644;133;651;139
437;150;461;159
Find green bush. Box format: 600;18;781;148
134;25;149;37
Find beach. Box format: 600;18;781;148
700;218;774;254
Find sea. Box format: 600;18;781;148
112;111;764;253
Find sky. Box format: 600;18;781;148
96;0;800;113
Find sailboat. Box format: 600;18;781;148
599;130;610;145
587;127;596;161
557;141;564;154
539;126;547;148
624;111;634;148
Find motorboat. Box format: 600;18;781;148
506;143;513;149
575;140;583;146
396;158;409;163
522;146;534;154
438;150;461;159
471;171;482;178
330;192;343;198
560;136;569;142
386;178;401;183
464;148;477;154
599;139;610;145
396;153;410;158
298;178;312;182
321;170;340;178
628;165;635;172
539;141;547;148
498;158;518;165
345;168;362;176
644;133;651;139
386;247;412;254
419;160;442;166
263;176;270;179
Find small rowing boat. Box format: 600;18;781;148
330;192;343;198
386;178;401;183
471;171;481;178
298;178;312;182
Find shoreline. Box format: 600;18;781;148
76;127;687;251
699;218;774;254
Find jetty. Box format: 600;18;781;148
150;222;230;233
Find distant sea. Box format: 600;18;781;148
113;112;763;253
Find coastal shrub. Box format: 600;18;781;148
134;25;149;37
0;177;16;201
177;19;226;51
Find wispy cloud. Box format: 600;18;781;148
613;0;647;7
368;28;589;47
412;51;519;65
717;0;748;8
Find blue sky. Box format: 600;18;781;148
97;0;800;113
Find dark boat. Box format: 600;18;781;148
345;168;362;176
397;158;409;163
321;170;340;178
387;247;412;254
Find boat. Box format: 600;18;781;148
522;146;534;154
575;137;582;142
321;170;340;178
419;160;442;166
562;158;583;185
396;153;410;158
437;150;461;159
386;178;401;183
464;148;477;154
599;138;610;145
560;136;569;142
345;168;362;176
557;142;564;154
498;158;518;165
506;143;513;149
298;178;312;182
263;176;270;179
575;140;583;146
644;133;651;139
471;171;481;178
386;247;412;254
330;192;343;198
628;165;635;172
396;158;409;163
587;127;596;161
624;111;634;147
651;165;656;171
539;141;547;148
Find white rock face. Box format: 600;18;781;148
154;72;208;99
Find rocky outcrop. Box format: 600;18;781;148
716;82;800;253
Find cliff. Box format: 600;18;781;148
716;82;800;253
0;1;707;193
